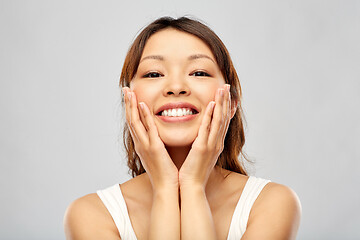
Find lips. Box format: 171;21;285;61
155;102;199;115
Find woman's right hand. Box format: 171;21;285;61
122;87;179;192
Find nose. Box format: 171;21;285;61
163;74;191;97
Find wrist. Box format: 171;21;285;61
179;184;206;203
150;174;179;192
152;186;179;205
179;181;205;192
153;184;179;196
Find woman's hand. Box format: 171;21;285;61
178;84;231;189
122;87;179;191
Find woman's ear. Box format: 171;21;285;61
230;99;239;119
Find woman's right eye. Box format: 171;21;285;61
143;72;162;78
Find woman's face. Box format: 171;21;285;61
130;28;226;147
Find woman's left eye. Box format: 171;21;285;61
191;71;211;77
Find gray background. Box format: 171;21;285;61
1;0;359;239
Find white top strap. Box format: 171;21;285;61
97;176;270;240
96;184;137;240
227;176;271;240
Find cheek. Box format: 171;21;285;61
132;87;157;111
193;84;219;103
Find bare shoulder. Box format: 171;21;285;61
243;181;302;240
217;168;249;191
63;193;121;240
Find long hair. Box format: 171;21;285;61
120;16;250;177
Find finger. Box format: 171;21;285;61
139;102;162;145
208;87;225;146
123;87;133;124
123;87;139;142
219;84;232;142
128;91;149;144
195;101;216;145
222;84;231;123
138;102;149;132
122;87;130;122
216;85;229;141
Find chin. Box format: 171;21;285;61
159;134;196;147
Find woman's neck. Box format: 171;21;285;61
165;145;191;170
164;145;229;197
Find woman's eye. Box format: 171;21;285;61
143;72;162;78
191;71;211;77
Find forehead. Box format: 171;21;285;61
141;28;215;61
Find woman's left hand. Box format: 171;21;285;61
179;84;232;189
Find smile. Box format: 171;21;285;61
155;102;200;123
160;108;195;117
156;113;198;123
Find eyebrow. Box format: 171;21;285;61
139;54;216;64
140;55;164;63
188;54;216;63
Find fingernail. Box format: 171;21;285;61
219;89;224;96
225;84;230;92
128;92;132;101
139;102;144;110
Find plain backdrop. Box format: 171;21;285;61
0;0;359;239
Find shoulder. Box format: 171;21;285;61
63;193;121;240
120;173;153;204
243;181;302;239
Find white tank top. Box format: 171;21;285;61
96;176;271;240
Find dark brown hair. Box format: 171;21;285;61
120;16;249;177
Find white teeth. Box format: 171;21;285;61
160;108;195;117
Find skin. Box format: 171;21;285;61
125;28;235;186
123;29;235;239
63;29;302;240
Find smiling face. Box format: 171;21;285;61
130;28;226;147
